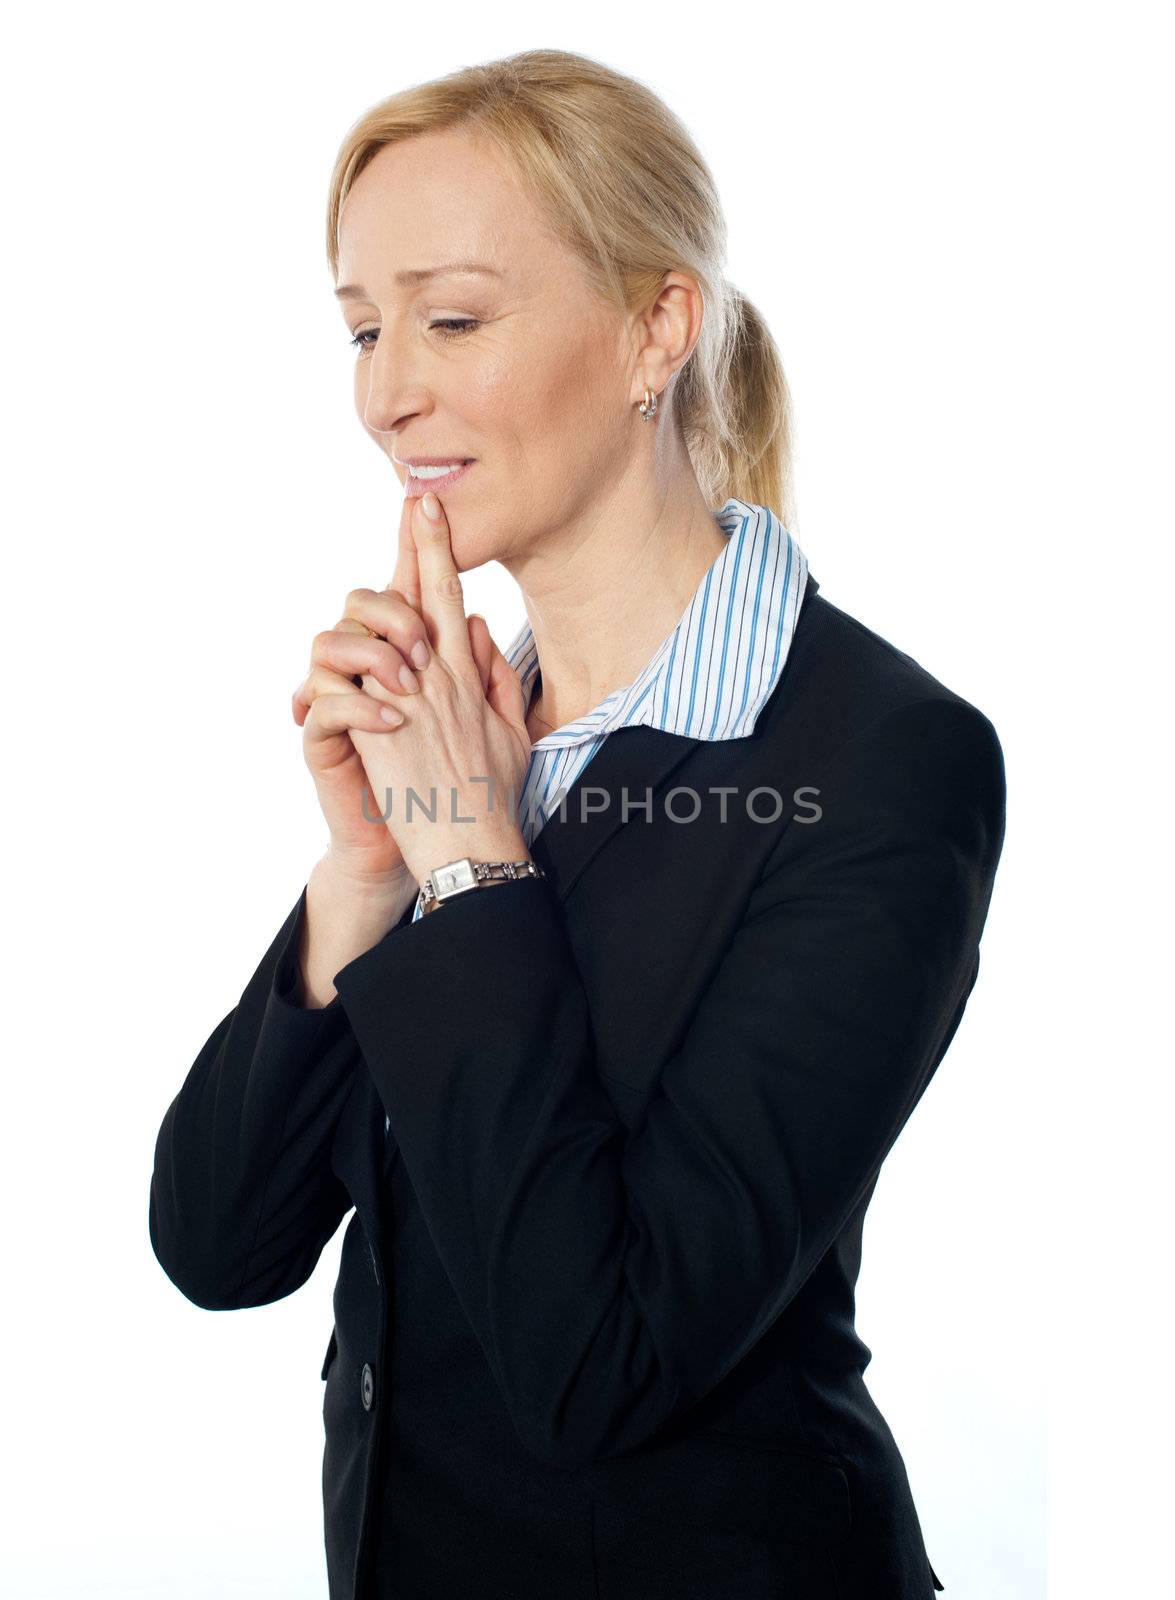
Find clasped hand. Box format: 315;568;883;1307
293;489;532;890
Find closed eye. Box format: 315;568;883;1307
349;319;480;351
430;319;480;339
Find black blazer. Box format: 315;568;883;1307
149;571;1006;1600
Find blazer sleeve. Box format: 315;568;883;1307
330;697;1007;1470
148;884;366;1311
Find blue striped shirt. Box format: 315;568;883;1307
406;498;809;923
385;499;809;1132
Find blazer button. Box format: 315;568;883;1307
360;1362;375;1411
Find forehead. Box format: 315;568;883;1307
336;129;536;290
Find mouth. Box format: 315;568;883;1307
402;460;476;496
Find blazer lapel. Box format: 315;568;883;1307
526;720;703;902
528;566;818;902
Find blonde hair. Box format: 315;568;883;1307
326;48;798;531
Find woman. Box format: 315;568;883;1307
149;48;1005;1600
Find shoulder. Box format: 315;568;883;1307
743;587;1006;887
765;583;1003;772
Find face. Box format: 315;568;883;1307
334;127;638;571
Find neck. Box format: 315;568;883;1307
504;470;730;734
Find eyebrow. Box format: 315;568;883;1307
334;262;502;299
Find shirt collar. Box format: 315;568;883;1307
505;498;809;748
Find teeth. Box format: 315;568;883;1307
410;462;467;479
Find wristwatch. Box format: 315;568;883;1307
420;856;546;914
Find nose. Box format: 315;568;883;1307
359;324;430;441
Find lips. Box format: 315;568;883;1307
403;460;476;497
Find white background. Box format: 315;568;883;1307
2;4;1168;1597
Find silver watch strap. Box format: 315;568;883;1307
421;857;545;912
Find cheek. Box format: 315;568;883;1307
472;335;619;464
459;359;556;486
354;367;379;442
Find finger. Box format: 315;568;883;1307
338;587;431;671
480;620;529;729
293;663;364;727
302;688;405;743
331;617;394;696
466;613;493;696
411;491;473;671
306;629;423;702
296;659;394;707
292;659;402;730
390;491;423;616
293;660;354;720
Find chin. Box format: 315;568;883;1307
451;531;500;574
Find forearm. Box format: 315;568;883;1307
150;883;361;1309
296;855;420;1009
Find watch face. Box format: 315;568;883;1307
434;859;477;896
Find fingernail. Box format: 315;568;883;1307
411;638;430;670
421;490;442;521
399;663;419;693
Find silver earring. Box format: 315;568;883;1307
638;385;659;421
